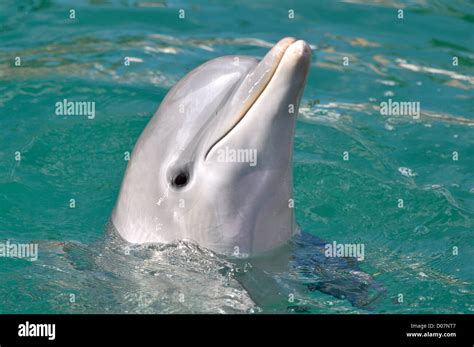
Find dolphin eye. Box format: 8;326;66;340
172;171;189;188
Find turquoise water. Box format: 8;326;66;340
0;0;473;313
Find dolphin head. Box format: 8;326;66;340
112;37;311;256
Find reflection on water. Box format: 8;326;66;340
0;231;387;313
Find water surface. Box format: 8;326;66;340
0;0;473;313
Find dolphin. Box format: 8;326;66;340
112;37;311;257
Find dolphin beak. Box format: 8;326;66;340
205;37;311;159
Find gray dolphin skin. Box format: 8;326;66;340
112;37;311;256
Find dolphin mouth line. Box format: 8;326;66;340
204;39;298;160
